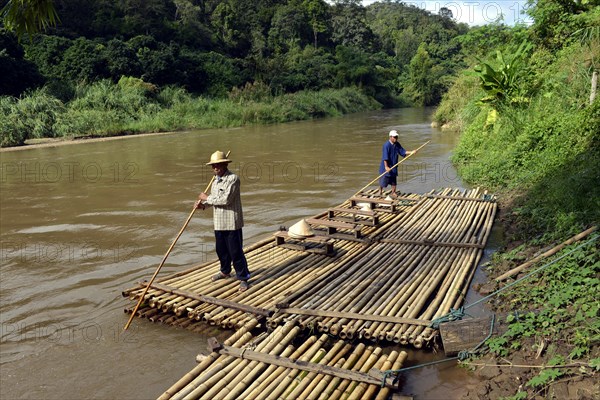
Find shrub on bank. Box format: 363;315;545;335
0;90;64;146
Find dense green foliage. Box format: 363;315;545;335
436;3;600;238
1;0;479;146
436;1;599;398
0;81;377;146
484;240;599;396
1;0;469;105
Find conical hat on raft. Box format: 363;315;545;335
288;219;314;238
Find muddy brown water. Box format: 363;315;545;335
0;108;500;399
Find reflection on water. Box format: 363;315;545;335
0;108;489;399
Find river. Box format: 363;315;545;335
0;108;498;399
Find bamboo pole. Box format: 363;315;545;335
496;226;597;281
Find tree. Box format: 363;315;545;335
268;2;311;54
526;0;592;50
439;7;453;20
302;0;329;48
330;0;374;51
59;37;107;82
102;39;141;80
23;34;72;79
405;43;442;106
1;0;59;39
334;45;373;88
0;30;44;95
211;1;247;54
172;0;213;47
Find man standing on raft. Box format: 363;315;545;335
196;151;251;292
379;130;414;197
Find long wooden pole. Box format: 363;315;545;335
354;140;430;196
123;150;230;331
495;226;597;281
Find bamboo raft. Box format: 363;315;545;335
124;186;496;399
158;318;408;400
123;187;496;349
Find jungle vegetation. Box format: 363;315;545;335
2;0;474;146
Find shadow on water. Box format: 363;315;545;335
0;107;502;399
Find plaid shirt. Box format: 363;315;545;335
205;170;244;231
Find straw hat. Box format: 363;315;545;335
360;204;372;212
357;202;372;211
288;219;314;238
206;151;231;165
379;195;394;207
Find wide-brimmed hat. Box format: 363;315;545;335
288;219;314;239
206;151;232;165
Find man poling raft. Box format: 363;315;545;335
124;150;238;331
196;151;251;293
355;139;430;197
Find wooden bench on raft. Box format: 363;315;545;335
273;231;335;256
349;195;401;213
327;207;380;227
304;217;362;239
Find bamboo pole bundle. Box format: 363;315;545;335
337;243;438;339
201;323;301;400
360;244;424;340
310;343;367;400
280;340;349;399
360;243;440;339
277;187;498;346
240;335;319;399
397;247;469;344
410;248;480;347
384;246;460;342
343;350;397;400
160;318;259;400
331;347;382;400
262;333;332;400
294;342;353;399
411;200;496;347
202;243;366;328
125;241;298;312
373;351;408;400
160;248;326;322
318;346;378;400
126;186;497;351
180;323;295;400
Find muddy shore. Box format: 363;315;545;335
460;197;599;400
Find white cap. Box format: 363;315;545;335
389;130;399;137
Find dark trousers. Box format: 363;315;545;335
215;229;250;281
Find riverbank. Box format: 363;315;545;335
1;82;381;148
0;131;180;152
430;26;600;396
456;193;599;399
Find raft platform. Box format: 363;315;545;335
123;187;497;399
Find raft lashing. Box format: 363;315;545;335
123;187;497;399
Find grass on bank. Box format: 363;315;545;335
0;78;381;147
435;35;599;399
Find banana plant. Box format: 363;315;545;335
473;40;533;107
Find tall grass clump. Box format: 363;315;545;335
55;77;159;137
0;90;64;147
432;72;481;130
2;80;379;147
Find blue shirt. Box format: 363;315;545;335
379;140;407;177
